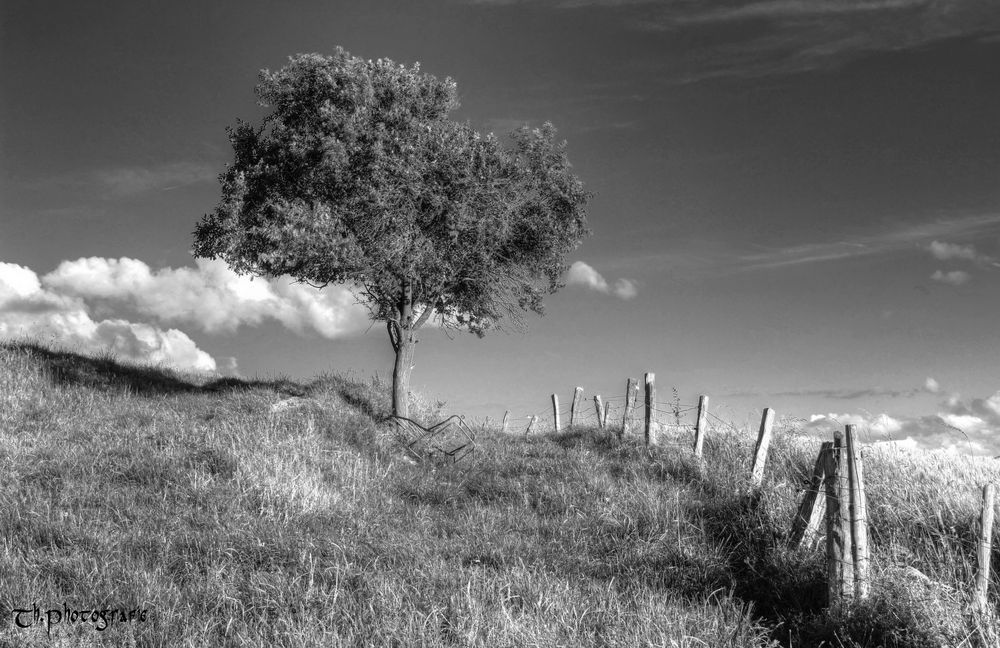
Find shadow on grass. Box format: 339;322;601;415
6;341;309;398
324;376;390;423
442;427;830;646
695;491;828;645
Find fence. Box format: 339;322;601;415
495;377;998;613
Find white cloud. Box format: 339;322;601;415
0;263;42;299
984;392;1000;417
937;413;986;433
2;255;375;373
930;269;970;285
797;384;1000;456
807;412;903;436
43;257;370;338
0;262;215;372
566;261;638;300
928;240;977;262
566;261;609;292
612;278;638;300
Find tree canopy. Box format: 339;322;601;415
193;48;591;416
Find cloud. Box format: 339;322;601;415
772;386;919;399
95;161;217;196
31;161;218;198
930;269;970;285
461;0;1000;83
566;261;639;299
800;385;1000;455
924;377;941;393
938;388;1000;428
807;412;904;435
739;213;1000;271
612;278;639;299
2;256;375;373
642;0;1000;82
928;240;978;262
0;262;216;372
43;257;370;338
676;0;930;23
926;240;1000;276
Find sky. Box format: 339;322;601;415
2;0;1000;453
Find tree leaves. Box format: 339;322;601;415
193;46;591;336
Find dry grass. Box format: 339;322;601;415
0;339;998;647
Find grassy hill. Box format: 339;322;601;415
1;340;999;647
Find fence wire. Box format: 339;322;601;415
493;388;1000;611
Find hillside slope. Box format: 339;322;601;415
1;341;998;647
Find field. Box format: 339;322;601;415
1;340;999;647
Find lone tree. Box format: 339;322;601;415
193;48;590;418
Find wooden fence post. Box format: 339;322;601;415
845;424;870;600
501;410;509;434
602;400;610;429
552;394;561;433
525;415;536;437
975;483;996;613
750;408;775;487
694;395;709;458
593;395;604;429
824;430;853;608
622;378;636;437
790;441;831;550
644;372;655;446
570;386;584;427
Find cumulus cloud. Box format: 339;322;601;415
0;262;215;372
807;412;903;436
566;261;638;300
611;278;638;300
928;240;978;262
930;269;970;285
43;257;370;338
801;386;1000;456
2;257;373;373
924;377;941;393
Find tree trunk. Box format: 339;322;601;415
392;330;415;419
390;277;416;419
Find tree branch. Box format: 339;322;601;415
294;278;331;290
387;319;401;353
412;301;436;330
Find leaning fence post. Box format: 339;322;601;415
622;378;636;437
602;400;610;429
525;415;536;437
975;483;996;613
551;394;561;433
845;425;870;601
570;386;584;428
593;395;604;429
501;410;509;434
693;395;709;458
790;441;832;550
644;372;656;446
750;408;775;487
824;430;853;608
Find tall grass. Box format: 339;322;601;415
0;340;997;647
